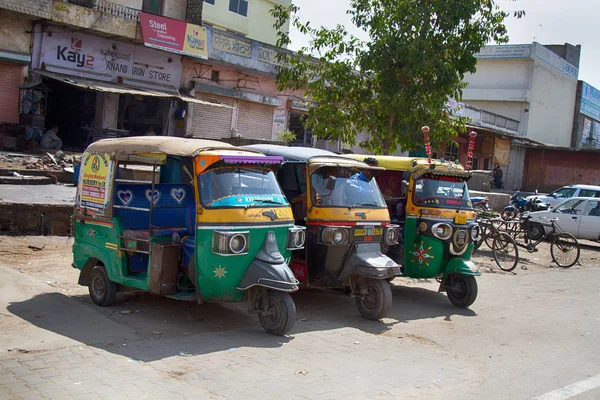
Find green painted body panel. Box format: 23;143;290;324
194;226;293;302
402;216;475;279
445;257;480;276
73;218;294;303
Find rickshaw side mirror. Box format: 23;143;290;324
400;180;409;197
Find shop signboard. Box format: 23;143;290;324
139;12;208;60
78;153;114;214
580;82;600;121
36;30;182;91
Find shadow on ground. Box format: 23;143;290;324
7;281;476;361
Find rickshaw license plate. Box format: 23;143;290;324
274;208;292;219
354;228;383;236
454;215;467;225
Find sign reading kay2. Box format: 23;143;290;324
39;31;182;91
140;12;208;59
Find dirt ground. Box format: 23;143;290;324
1;235;598;347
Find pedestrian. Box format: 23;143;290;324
40;125;63;151
493;164;503;189
145;125;156;136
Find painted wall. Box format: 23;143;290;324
523;148;600;192
202;0;291;46
163;0;186;21
0;14;31;55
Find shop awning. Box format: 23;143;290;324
34;70;232;108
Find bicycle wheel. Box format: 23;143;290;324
492;232;519;272
550;233;580;268
483;225;495;249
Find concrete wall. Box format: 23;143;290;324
523;148;600;192
0;0;52;18
202;0;291;46
0;13;31;55
164;0;187;21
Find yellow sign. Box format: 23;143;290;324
79;153;113;213
183;25;208;59
274;208;293;220
454;215;467;225
354;228;383;236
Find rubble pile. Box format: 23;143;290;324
0;153;79;172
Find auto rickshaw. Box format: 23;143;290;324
244;145;402;320
345;155;481;308
72;137;305;335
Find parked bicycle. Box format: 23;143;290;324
474;217;520;272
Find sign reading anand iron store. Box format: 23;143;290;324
139;12;208;60
35;30;182;91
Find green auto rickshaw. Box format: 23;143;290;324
73;137;306;335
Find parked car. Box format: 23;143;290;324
525;184;600;209
525;197;600;241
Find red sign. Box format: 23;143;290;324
139;12;208;59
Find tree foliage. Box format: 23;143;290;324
271;0;523;154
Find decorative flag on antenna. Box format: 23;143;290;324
421;126;432;164
466;131;477;170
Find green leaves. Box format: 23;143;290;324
270;1;518;154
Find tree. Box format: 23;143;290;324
271;0;524;154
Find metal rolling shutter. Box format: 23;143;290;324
190;94;234;139
0;62;22;124
237;100;275;140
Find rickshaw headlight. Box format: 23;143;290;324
321;227;349;245
287;226;306;249
432;223;452;240
471;225;480;241
213;231;249;255
385;225;400;245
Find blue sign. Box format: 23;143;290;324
581;82;600;120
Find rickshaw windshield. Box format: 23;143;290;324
310;166;386;208
199;167;288;208
412;175;472;209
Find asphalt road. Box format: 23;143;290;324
0;236;599;399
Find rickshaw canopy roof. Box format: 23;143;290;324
345;155;471;177
344;155;421;171
85;137;264;157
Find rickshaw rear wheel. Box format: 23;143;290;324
258;291;296;336
446;274;477;308
89;265;117;307
355;278;392;320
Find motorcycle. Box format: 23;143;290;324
471;196;490;212
501;191;528;220
524;190;550;212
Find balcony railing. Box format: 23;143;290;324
61;0;140;21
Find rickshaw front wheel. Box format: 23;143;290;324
446;274;478;308
258;291;296;336
355;278;392;320
89;265;117;307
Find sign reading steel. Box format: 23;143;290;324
139;12;208;60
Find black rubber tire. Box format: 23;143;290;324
89;265;117;307
492;232;519;272
446;274;478;308
258;291;296;336
528;222;545;241
355;278;392;320
551;233;581;268
501;209;517;221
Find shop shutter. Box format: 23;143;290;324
237;100;275;140
0;62;22;124
190;94;234;139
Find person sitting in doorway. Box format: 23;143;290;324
40;125;63;151
145;125;156;136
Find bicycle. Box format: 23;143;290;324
512;216;581;268
474;217;520;272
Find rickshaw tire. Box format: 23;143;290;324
89;265;117;307
355;278;392;320
258;291;296;336
446;274;477;308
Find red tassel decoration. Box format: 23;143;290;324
422;126;432;164
466;131;477;170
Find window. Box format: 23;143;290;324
229;0;248;16
204;0;215;4
579;189;600;198
142;0;162;14
444;142;460;162
483;158;492;170
471;156;480;170
584;200;600;216
551;188;577;199
554;199;586;215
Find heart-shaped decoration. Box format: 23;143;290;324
170;188;186;204
145;189;161;205
117;190;133;206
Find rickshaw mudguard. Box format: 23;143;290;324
443;258;480;278
340;243;402;280
73;242;121;285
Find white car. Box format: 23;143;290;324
526;184;600;209
526;197;600;241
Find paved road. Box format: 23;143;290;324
1;244;599;399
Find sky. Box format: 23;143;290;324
287;0;600;89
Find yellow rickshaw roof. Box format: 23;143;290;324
344;155;470;175
344;155;420;170
85;136;263;157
